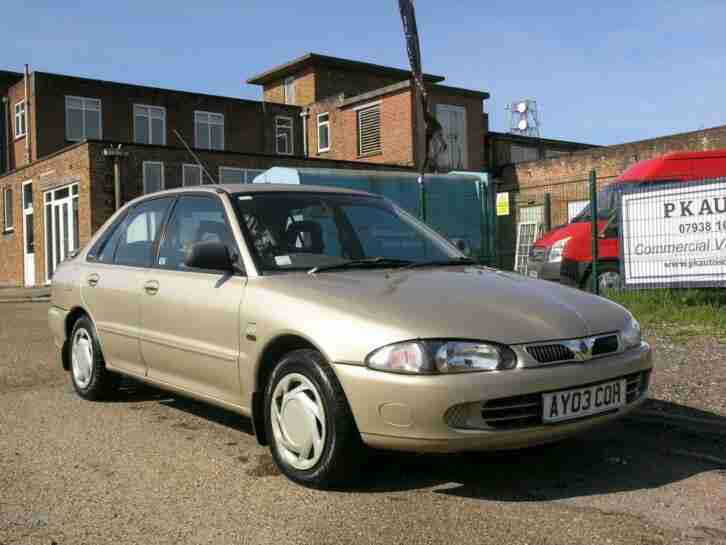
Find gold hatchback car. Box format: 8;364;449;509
49;184;652;488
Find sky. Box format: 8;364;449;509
2;1;725;145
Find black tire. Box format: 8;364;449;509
583;262;623;293
69;315;120;401
264;349;365;489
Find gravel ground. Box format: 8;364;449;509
1;303;725;545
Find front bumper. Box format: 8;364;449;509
333;342;652;453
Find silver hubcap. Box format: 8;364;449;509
599;271;623;291
71;328;94;389
270;373;326;471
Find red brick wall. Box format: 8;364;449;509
0;143;92;287
337;90;415;167
263;67;316;106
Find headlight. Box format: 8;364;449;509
621;315;642;349
366;341;517;374
548;237;571;263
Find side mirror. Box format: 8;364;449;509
451;238;472;257
184;241;237;272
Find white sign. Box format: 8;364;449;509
620;181;726;287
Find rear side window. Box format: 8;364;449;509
157;195;236;271
88;212;127;263
113;198;173;267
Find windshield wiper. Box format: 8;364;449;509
308;257;413;274
398;257;476;270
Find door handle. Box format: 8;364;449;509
143;280;159;296
87;273;100;287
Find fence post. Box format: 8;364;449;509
589;170;599;295
418;175;427;223
543;192;552;233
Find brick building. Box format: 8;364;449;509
0;53;490;287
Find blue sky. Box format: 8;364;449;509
2;1;724;145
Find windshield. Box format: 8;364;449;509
233;192;461;273
571;185;620;223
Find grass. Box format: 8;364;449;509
604;289;726;341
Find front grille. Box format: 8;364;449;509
481;392;542;429
524;333;621;365
526;344;576;364
477;371;648;431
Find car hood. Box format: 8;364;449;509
253;267;630;347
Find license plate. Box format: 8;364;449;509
528;270;539;278
542;379;627;423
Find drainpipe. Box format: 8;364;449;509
24;64;31;164
300;109;309;157
103;145;129;210
1;97;9;173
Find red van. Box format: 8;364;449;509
527;149;726;290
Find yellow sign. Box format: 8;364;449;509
496;192;510;216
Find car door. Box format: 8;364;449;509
139;194;246;406
81;196;174;377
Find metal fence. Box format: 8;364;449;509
508;170;726;294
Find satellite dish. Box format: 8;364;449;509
516;102;528;114
518;119;529;131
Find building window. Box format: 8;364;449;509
357;103;381;156
219;167;264;184
275;116;294;155
182;164;202;186
134;105;166;145
194;111;224;151
143;161;164;194
14;101;26;139
317;112;330;153
435;104;467;170
283;76;295;105
3;187;13;232
65;96;102;141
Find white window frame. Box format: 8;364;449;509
275;116;294;156
283;76;295;105
64;96;102;142
3;187;13;232
14;100;26;139
317;112;331;153
194;111;225;151
182;163;203;187
133;104;167;145
356;102;382;156
436;104;468;170
142;161;165;195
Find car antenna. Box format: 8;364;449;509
173;129;217;185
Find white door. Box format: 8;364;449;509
22;181;35;287
44;184;80;281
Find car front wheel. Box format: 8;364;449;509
264;349;364;489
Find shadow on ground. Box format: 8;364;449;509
109;379;726;500
356;399;726;499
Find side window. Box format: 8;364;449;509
87;212;128;263
157;196;236;271
114;198;173;267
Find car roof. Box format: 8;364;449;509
127;183;381;207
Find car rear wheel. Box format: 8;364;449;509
70;315;120;400
264;349;364;489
